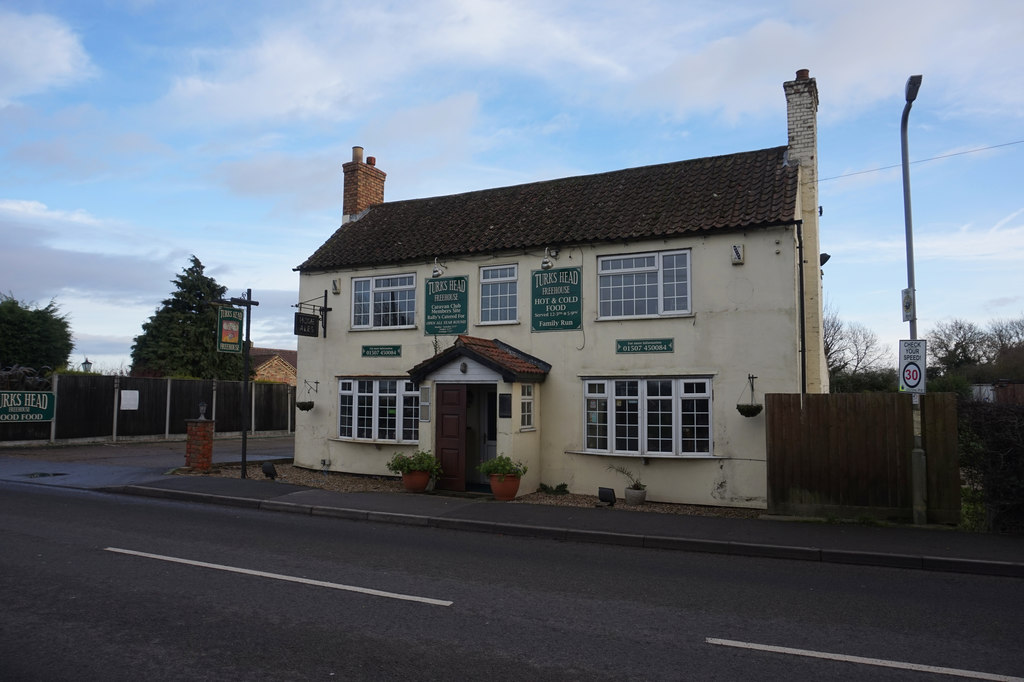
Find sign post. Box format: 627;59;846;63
216;290;259;478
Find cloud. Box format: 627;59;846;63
0;10;96;104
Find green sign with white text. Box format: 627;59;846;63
425;276;469;336
531;267;582;332
217;307;244;353
362;345;402;358
616;338;675;354
0;391;56;422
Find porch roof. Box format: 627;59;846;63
408;335;551;384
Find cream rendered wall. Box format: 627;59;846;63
296;224;799;508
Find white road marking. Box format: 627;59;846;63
706;638;1023;681
105;547;453;607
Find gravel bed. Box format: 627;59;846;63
180;462;760;519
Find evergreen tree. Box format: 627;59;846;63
130;256;245;379
0;294;74;371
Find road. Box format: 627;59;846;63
2;481;1022;681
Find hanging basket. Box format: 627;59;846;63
296;401;315;411
736;403;763;418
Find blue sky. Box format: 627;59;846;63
2;0;1022;373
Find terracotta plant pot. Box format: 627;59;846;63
488;474;521;501
401;470;431;492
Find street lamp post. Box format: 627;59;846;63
901;74;927;525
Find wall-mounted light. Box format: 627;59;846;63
819;253;831;266
540;247;559;270
432;257;446;278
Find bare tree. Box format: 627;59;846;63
824;300;890;376
926;318;988;374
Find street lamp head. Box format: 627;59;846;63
905;75;923;103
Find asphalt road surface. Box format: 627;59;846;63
2;481;1022;681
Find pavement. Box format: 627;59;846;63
2;434;1022;578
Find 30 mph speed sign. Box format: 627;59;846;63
899;339;927;394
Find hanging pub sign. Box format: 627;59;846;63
425;276;468;336
531;266;582;332
0;391;56;422
217;306;244;353
294;312;320;337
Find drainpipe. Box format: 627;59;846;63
796;221;807;395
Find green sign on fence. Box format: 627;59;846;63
0;391;56;422
424;276;468;336
531;266;582;332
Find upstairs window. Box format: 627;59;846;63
598;250;690;319
480;264;518;323
352;273;416;328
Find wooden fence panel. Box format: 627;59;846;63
767;392;958;523
55;375;117;439
116;377;169;437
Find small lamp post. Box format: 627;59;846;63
81;358;93;373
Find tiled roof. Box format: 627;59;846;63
408;335;551;384
297;146;797;271
250;347;298;371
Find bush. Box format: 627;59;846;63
385;450;442;477
959;401;1024;533
478;455;527;480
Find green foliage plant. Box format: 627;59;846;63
958;400;1024;533
0;294;73;371
478;455;528;481
130;256;245;380
386;450;442;478
538;482;569;495
607;464;646;490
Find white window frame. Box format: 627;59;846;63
583;377;712;457
597;249;690;319
351;273;417;329
479;264;518;324
338;378;419;443
520;383;534;430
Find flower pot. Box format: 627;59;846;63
736;403;763;417
296;401;315;411
401;470;431;492
489;473;522;501
624;487;647;506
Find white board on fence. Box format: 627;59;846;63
120;390;140;410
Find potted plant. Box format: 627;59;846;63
608;464;647;505
295;400;315;411
478;455;528;501
386;450;442;492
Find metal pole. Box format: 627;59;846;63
901;74;927;525
241;289;252;477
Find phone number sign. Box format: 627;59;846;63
899;340;927;394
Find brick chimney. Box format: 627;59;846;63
783;69;828;393
342;146;386;222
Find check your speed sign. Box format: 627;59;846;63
899;340;927;394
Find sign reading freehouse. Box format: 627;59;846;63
0;391;56;422
425;276;468;336
531;267;582;331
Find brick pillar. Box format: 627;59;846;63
185;419;215;471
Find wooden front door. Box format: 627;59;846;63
435;384;466;491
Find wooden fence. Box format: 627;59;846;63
0;375;295;444
765;392;959;524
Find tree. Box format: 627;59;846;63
927;318;988;376
130;256;245;379
824;300;893;391
0;294;74;372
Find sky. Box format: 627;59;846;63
1;0;1022;374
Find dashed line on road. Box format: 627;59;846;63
706;637;1023;681
105;547;453;607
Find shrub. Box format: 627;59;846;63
386;450;442;477
478;455;527;480
959;401;1024;533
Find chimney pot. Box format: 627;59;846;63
796;68;810;81
367;156;376;167
352;146;364;163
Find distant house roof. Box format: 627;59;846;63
297;146;797;272
250;347;297;372
408;335;551;384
